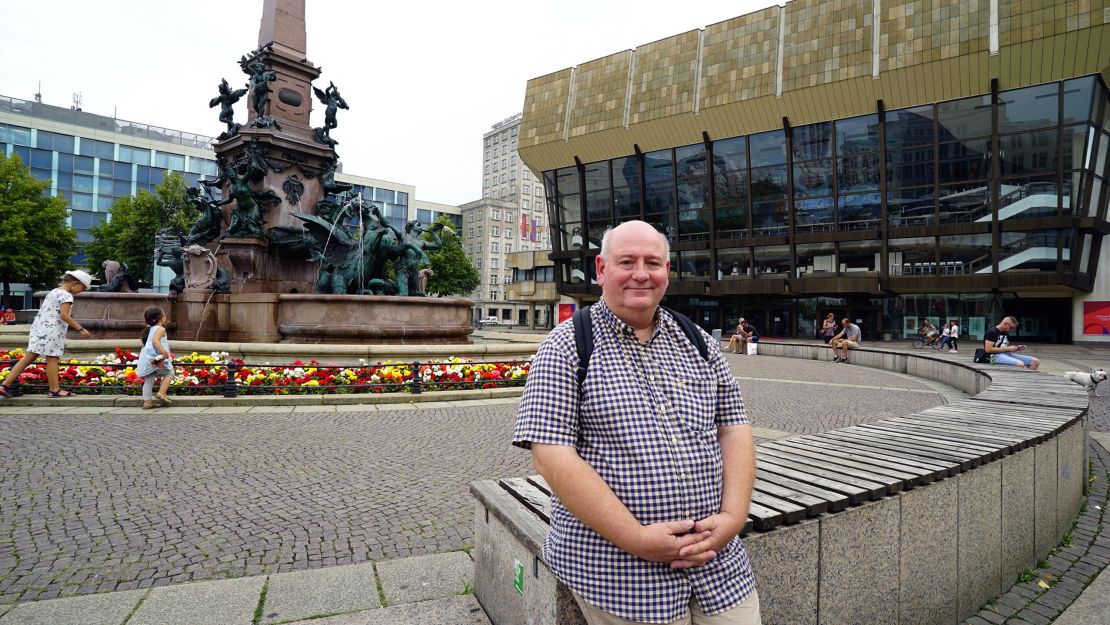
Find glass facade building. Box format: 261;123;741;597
541;76;1110;342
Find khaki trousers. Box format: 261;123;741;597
573;590;761;625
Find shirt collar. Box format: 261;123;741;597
594;299;667;342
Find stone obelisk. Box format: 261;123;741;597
211;0;337;297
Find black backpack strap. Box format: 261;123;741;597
572;305;593;387
660;306;709;362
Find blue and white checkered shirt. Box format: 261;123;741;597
513;301;756;623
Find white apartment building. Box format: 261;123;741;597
462;113;551;326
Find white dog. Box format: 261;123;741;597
1062;368;1107;396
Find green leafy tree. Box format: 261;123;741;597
0;153;79;298
424;215;479;296
84;172;197;284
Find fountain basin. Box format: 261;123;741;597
58;291;473;345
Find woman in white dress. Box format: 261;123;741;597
0;270;93;397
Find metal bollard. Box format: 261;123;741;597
223;363;239;398
409;361;422;394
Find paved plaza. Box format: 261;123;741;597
0;355;949;606
0;343;1107;625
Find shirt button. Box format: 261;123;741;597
671;436;678;444
679;473;686;480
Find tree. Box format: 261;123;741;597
0;153;79;298
84;172;197;284
424;215;479;296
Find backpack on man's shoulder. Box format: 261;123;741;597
571;305;710;386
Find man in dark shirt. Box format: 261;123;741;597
980;316;1039;369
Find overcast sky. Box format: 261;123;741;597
1;0;779;205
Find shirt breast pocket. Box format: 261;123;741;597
672;377;717;432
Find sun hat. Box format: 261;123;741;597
63;269;95;288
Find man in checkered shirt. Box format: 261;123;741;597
514;220;760;624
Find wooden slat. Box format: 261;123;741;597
780;436;946;482
750;491;807;524
756;469;848;512
756;454;883;502
470;480;548;555
759;447;907;495
856;423;1002;461
753;477;829;516
820;429;976;471
767;439;928;487
501;477;552;523
746;500;783;532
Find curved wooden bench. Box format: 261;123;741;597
471;344;1090;625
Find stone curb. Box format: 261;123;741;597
961;437;1110;625
0;386;523;408
0;552;481;625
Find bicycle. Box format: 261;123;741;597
911;334;943;350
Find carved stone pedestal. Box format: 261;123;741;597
216;238;316;294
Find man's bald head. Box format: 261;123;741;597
599;221;670;260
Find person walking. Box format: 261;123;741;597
938;322;952;350
0;270;93;398
946;320;960;353
513;220;761;624
137;306;175;409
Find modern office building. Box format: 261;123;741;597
462;114;554;325
518;0;1110;344
0;92;459;302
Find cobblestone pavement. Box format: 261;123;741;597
0;357;945;604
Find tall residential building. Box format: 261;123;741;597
0;92;459;303
462;113;553;326
518;1;1110;344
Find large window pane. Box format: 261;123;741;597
678;208;710;240
887;147;934;188
613;184;641;218
998;83;1059;133
753;245;790;276
999;230;1060;273
837;153;881;192
79;139;114;160
838;240;880;274
937;95;991;142
751;202;787;236
749;130;787;167
713;136;748;207
717;247;751;279
586;189;611;222
836;114;879;154
644;180;674;213
750;165;788;202
999;130;1057;176
838;193;881;230
556;166;579;196
889;236;936;275
715;205;748;237
795;242;837;277
559;189;581;225
29;148;52;169
938;139;990;183
1062;124;1094;171
644;149;673;183
940;233;993;275
794;198;834;233
998;174;1060;220
792;122;831;161
888;187;936;227
584;161;610;191
938;183;991;224
612;156;639;187
886;105;934;149
675;144;708;210
1063;76;1096;124
793;159;832;197
677;250;710;279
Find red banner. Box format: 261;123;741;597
1083;301;1110;335
558;303;576;324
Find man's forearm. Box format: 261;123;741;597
532;444;643;552
718;424;756;523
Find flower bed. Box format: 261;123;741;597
0;348;530;395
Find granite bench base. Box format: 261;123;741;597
471;344;1089;625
